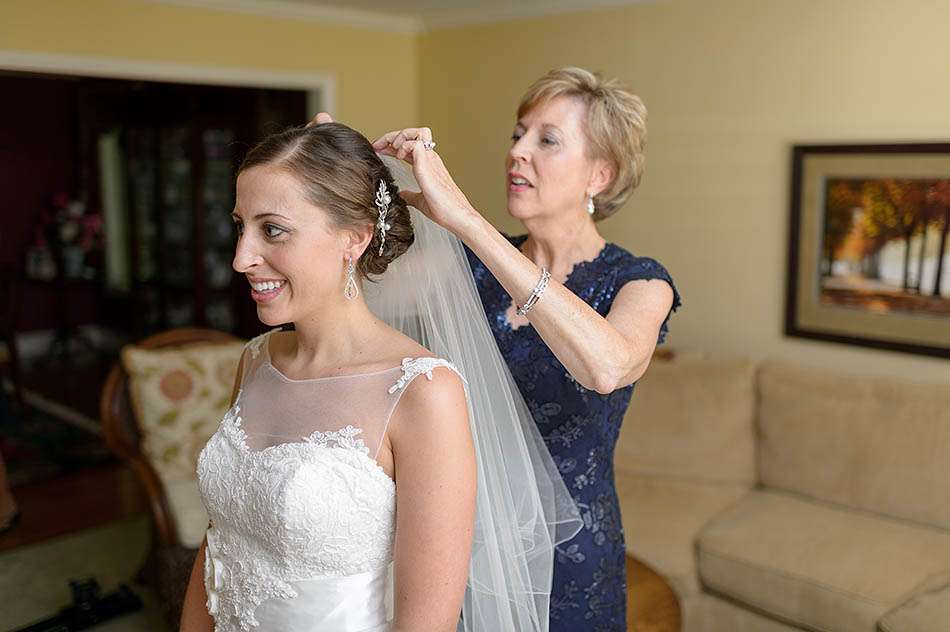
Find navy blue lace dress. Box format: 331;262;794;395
464;233;682;631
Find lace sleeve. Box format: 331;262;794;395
380;357;470;446
240;328;282;385
388;357;468;395
616;256;683;345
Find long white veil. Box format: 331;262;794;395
363;156;582;632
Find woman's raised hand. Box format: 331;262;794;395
372;126;477;233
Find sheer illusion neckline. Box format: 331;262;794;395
222;393;397;485
264;332;404;383
266;360;403;384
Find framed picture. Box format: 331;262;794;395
786;143;950;358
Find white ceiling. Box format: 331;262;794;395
152;0;655;32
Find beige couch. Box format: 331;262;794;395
615;354;950;632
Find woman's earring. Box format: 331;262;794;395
587;194;596;216
343;256;359;300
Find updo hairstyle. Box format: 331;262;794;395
239;122;414;278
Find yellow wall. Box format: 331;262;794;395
3;0;948;380
0;0;418;139
419;0;950;381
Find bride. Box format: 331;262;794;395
179;122;580;632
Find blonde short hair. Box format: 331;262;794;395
517;67;647;220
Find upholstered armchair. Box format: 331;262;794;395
100;327;244;627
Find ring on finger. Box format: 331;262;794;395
421;140;436;151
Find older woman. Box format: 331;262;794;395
316;66;681;631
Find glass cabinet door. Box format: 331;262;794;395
202;127;238;332
160;126;194;288
125;127;163;331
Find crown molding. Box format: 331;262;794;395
0;49;336;115
0;49;334;89
421;0;660;30
142;0;659;33
141;0;425;34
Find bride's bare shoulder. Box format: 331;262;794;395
378;330;469;457
377;328;435;365
388;361;469;449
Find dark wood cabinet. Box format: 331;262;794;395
75;78;306;339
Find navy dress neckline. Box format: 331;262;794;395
464;232;682;631
501;234;613;334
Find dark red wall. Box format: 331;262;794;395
0;74;78;269
0;74;93;332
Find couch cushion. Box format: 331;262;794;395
165;479;209;549
687;592;803;632
697;490;950;632
879;582;950;632
615;471;750;597
122;341;245;484
618;355;757;485
758;359;950;530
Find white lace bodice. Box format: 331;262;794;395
196;330;465;632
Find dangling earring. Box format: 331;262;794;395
343;255;359;300
587;193;596;216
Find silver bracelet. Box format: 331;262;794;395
516;268;551;316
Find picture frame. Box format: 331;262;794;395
785;143;950;358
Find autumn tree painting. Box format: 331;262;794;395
820;177;950;315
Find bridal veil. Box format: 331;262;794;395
363;156;582;632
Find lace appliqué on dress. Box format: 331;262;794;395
305;425;370;454
387;357;467;394
198;394;396;632
246;334;267;360
203;526;298;631
221;393;370;457
246;328;282;359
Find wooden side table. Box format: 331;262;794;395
627;555;682;631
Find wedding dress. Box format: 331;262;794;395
197;328;466;632
196;154;581;632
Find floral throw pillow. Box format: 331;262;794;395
122;340;245;483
